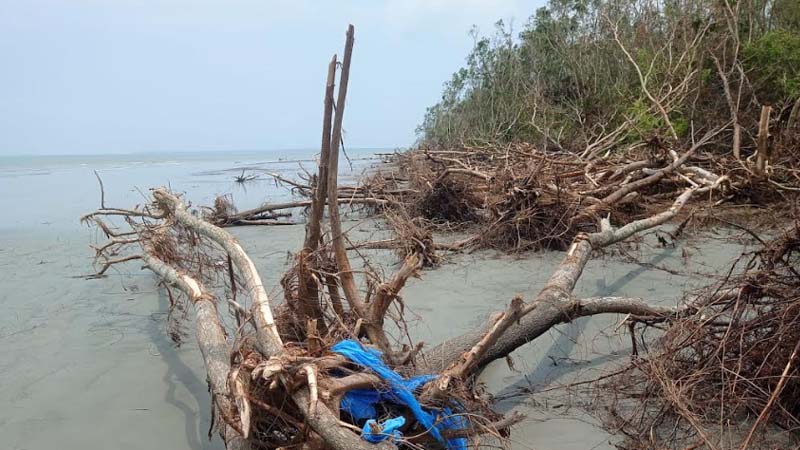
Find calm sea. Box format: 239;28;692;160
0;148;383;234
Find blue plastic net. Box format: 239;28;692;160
362;416;405;443
331;339;468;449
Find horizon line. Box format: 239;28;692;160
0;145;406;159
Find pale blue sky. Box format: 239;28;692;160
0;0;542;155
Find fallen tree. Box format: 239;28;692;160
601;221;800;450
341;0;800;256
81;25;742;450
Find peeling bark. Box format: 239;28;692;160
153;188;284;358
141;252;246;449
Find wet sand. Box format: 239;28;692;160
0;220;749;450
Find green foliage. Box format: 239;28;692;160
418;0;794;149
672;114;690;138
418;21;537;145
743;30;800;103
624;99;661;141
621;99;688;141
700;68;713;85
773;0;800;31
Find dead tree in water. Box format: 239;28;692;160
82;25;727;450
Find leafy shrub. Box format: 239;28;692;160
743;30;800;104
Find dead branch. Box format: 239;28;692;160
422;186;701;374
86;254;142;279
755;105;772;177
218;198;389;226
141;252;246;449
152;188;284;358
370;253;421;328
582;125;726;218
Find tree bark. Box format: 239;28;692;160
141;252;246;449
153;188;284;358
755;105;772;177
327;25;362;316
305;55;338;251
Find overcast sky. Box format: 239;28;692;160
0;0;543;155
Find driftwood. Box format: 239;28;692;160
211;198;390;227
143;251;246;448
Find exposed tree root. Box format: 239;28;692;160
601;223;800;449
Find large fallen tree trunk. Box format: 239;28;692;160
87;192;393;450
142;251;247;449
81;24;732;450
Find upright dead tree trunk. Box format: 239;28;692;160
305;55;337;251
292;55;338;333
711;55;743;160
327;26;360;316
788;97;800;131
323;25;399;361
755;105;772;177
